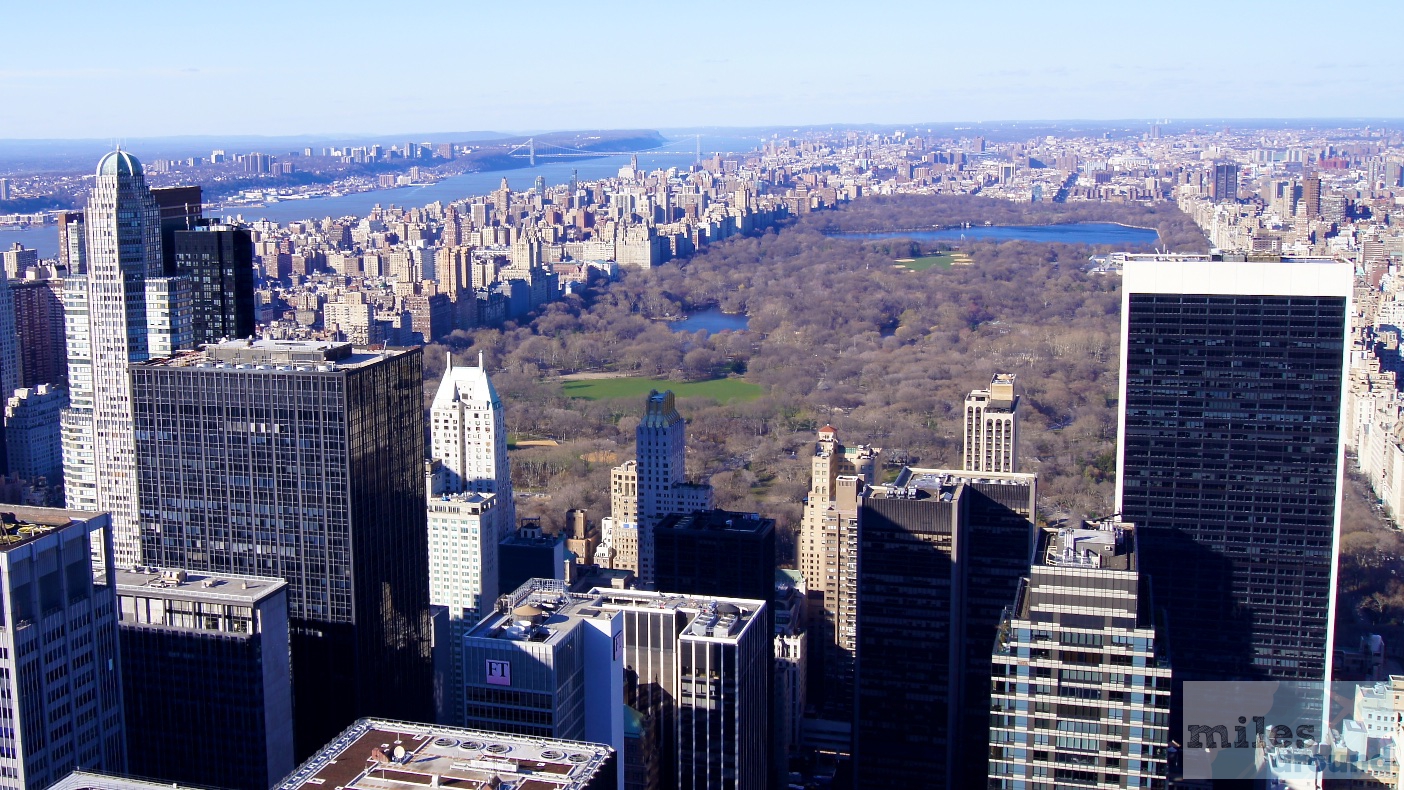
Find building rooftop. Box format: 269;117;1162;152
142;339;410;370
277;718;613;790
655;509;772;535
115;567;287;605
1036;519;1136;573
587;588;764;642
46;771;193;790
0;506;101;552
869;467;1035;502
468;579;610;647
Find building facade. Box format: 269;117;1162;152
131;339;433;757
171;224;256;345
1116;256;1351;683
963;373;1019;474
987;520;1171;789
116;568;293;790
0;507;126;790
4;385;65;483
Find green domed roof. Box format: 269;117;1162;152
97;150;143;178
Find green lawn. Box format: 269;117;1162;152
562;376;762;403
894;253;955;271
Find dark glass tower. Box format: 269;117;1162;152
151;185;203;275
132;340;433;758
171;224;256;344
852;468;1036;790
1117;256;1351;684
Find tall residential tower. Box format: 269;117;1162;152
963;373;1019;473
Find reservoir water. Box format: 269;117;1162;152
668;308;749;336
836;222;1159;246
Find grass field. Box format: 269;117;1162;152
894;253;956;271
562;376;763;403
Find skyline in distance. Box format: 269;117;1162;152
4;0;1402;139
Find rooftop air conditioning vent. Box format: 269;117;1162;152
460;741;485;752
485;744;511;755
567;753;590;763
539;750;565;761
433;738;458;748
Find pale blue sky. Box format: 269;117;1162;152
2;0;1400;139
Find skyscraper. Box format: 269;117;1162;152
12;273;68;389
171;223;255;345
62;151;192;565
0;507;127;789
853;467;1037;789
1302;172;1322;218
797;427;876;724
963;373;1019;473
150;186;203;276
654;510;775;606
5;384;65;482
1211;161;1239;201
427;353;514;726
600;391;713;586
132;339;433;757
1116;254;1351;684
117;567;294;790
987;519;1171;789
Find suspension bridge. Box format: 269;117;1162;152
505;135;704;166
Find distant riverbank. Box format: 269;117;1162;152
826;222;1160;247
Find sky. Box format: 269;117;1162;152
2;0;1401;140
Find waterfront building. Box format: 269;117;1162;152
987;519;1171;789
131;339;433;757
117;567;293;790
1116;255;1351;684
963;373;1020;473
0;507;126;789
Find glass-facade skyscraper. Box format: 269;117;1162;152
1116;255;1352;683
131;339;434;758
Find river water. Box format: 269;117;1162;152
0;133;770;257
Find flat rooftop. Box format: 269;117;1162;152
869;467;1035;501
655;509;772;535
278;718;612;790
115;567;287;605
0;506;100;551
142;339;411;370
467;579;608;647
1035;520;1136;573
586;587;764;642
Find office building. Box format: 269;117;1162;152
132;339;433;757
12;274;67;389
854;467;1037;789
600;391;713;586
460;578;624;765
1211;161;1239;202
591;588;769;790
963;373;1019;473
0;270;18;403
1302;172;1322;218
277;718;616;790
116;568;293;790
62;151;192;565
171;224;255;345
654;509;775;606
5;385;65;482
0;507;126;789
498;520;567;594
151;186;203;276
987;520;1171;789
1117;255;1351;684
796;426;877;722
